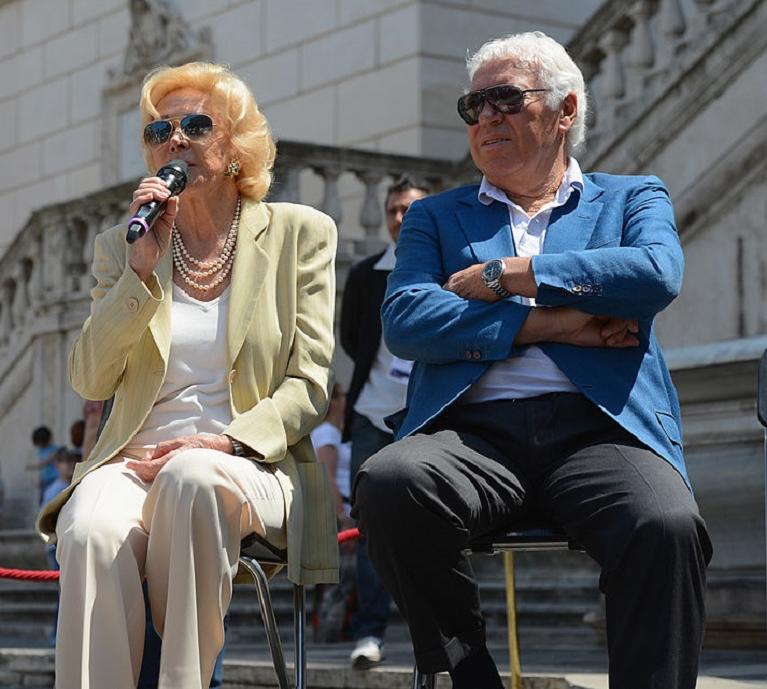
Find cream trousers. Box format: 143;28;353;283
54;449;287;689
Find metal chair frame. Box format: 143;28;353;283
238;532;306;689
411;525;582;689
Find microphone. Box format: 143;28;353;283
126;160;189;244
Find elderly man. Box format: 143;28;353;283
352;32;712;689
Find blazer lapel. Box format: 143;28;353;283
147;247;173;365
227;200;270;365
542;176;605;254
455;190;516;262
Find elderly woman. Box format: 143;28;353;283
36;62;339;689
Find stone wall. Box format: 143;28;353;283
0;0;600;253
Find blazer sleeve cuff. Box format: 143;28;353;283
224;398;288;463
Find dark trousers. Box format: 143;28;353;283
349;412;394;641
352;393;712;688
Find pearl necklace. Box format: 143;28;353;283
172;197;240;292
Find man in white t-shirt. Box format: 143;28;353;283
340;177;430;668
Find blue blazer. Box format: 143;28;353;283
382;173;690;487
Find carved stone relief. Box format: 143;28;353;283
101;0;213;185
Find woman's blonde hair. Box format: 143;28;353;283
139;62;276;201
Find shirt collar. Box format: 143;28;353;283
478;157;584;210
373;242;397;271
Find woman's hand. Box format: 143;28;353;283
126;432;232;483
127;176;180;283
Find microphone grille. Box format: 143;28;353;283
164;159;189;178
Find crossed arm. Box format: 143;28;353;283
383;182;682;364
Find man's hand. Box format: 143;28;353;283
125;432;233;483
443;263;500;301
518;307;640;348
444;257;536;301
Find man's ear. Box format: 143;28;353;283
559;92;577;134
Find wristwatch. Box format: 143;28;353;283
481;259;511;298
227;435;249;458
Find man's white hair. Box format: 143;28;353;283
466;31;588;154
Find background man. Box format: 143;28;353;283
340;176;430;668
353;32;712;689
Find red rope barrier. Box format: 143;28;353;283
337;527;361;544
0;528;363;581
0;567;59;582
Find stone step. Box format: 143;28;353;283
0;532;606;649
0;583;602;645
0;647;582;689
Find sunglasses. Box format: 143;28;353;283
457;85;550;125
143;113;214;146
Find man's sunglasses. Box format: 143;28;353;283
143;113;214;146
457;85;550;125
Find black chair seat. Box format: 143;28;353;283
240;531;288;564
471;523;584;554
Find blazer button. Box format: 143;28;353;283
465;350;473;360
472;350;481;360
126;297;139;312
572;284;582;294
582;284;592;294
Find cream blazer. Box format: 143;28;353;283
36;199;340;585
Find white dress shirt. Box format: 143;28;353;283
462;158;584;404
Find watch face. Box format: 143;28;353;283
482;259;503;282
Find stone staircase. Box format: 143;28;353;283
0;531;605;651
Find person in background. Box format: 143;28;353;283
26;426;62;504
311;383;352;521
68;419;85;462
41;450;78;566
41;449;78;645
340;176;430;668
310;382;356;642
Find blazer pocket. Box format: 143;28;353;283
656;410;683;447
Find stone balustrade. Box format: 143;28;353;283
0;186;131;363
570;0;756;166
271;141;474;257
0;143;473;384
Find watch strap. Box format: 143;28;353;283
227;435;248;457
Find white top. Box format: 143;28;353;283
310;422;352;510
462;158;583;404
353;243;413;433
124;283;232;455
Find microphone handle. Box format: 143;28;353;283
126;198;168;244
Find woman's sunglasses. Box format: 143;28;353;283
143;113;214;146
457;85;550;125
